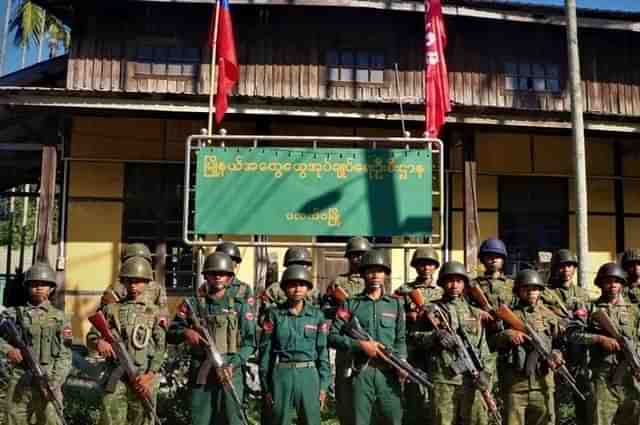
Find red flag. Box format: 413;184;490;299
209;0;239;125
424;0;450;138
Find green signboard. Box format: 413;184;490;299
195;147;432;237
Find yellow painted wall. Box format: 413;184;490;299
532;135;572;174
625;218;640;248
569;215;615;297
476;133;532;173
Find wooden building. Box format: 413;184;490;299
2;0;640;340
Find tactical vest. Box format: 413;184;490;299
199;296;240;354
110;303;157;367
16;305;65;367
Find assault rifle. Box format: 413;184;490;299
466;282;494;312
339;314;433;388
0;318;68;425
88;311;162;425
409;290;501;423
495;305;586;401
182;299;249;425
591;309;640;383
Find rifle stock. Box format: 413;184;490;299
88;311;162;425
467;284;493;312
0;319;68;425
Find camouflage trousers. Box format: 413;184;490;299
190;368;244;425
429;383;488;425
100;379;159;425
504;389;554;425
403;382;429;425
4;373;62;425
589;376;640;425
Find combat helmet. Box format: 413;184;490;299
437;261;468;286
24;262;57;288
119;257;154;281
280;265;313;289
216;242;242;263
345;236;371;258
595;263;627;287
283;247;312;267
514;269;546;288
359;249;390;274
122;243;152;263
478;238;508;259
621;248;640;268
411;247;440;269
203;252;235;275
551;249;578;268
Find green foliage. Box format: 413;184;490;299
9;0;70;52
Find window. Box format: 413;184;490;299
327;49;385;84
123;164;195;289
135;46;200;79
504;61;561;93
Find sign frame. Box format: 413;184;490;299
183;134;444;249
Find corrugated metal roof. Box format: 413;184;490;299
464;0;640;13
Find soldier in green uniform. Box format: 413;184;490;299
567;263;640;425
497;269;563;425
329;249;406;425
100;243;169;325
260;247;313;322
1;262;72;425
540;249;591;425
168;252;257;425
409;261;493;425
393;247;443;425
215;242;255;305
321;236;370;425
259;265;331;425
87;257;167;425
621;248;640;304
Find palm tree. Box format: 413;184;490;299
9;0;70;65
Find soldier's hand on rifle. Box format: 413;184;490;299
101;290;119;306
359;340;383;358
407;311;419;322
134;372;156;399
505;329;529;346
319;390;327;411
96;339;116;359
594;335;620;352
436;330;457;351
548;350;565;370
478;310;494;325
184;329;203;346
6;348;23;365
215;366;234;384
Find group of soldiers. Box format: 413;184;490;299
2;237;640;425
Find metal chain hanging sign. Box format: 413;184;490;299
195;147;432;237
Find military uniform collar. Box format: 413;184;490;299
123;298;149;306
443;295;465;305
411;278;436;289
27;300;52;311
596;294;628;306
281;301;315;316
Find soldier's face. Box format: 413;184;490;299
601;277;623;297
283;280;309;302
558;263;576;283
517;285;541;305
415;260;438;277
364;266;386;288
124;278;147;299
482;254;504;272
625;261;640;278
27;281;51;304
348;253;364;270
205;272;233;291
443;276;465;297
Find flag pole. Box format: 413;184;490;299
208;0;222;137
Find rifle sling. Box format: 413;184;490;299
105;365;126;392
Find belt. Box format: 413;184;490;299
276;361;316;369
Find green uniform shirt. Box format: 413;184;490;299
87;299;167;374
259;302;331;393
168;292;256;369
322;273;366;314
0;301;72;387
568;296;640;380
496;301;560;392
541;284;591;319
102;280;169;318
468;274;515;309
624;283;640;304
228;277;255;305
329;292;407;362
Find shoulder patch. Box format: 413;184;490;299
247;296;255;306
245;311;255;321
319;321;331;334
177;301;189;319
158;315;169;329
336;307;352;322
263;320;274;333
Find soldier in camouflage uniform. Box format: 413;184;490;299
88;257;167;425
260;247;314;323
497;269;563;425
568;263;640;425
540;249;591;425
329;249;406;425
321;236;370;425
215;242;255;305
168;252;257;425
100;243;169;324
621;248;640;304
394;247;443;425
1;262;72;425
259;265;331;425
